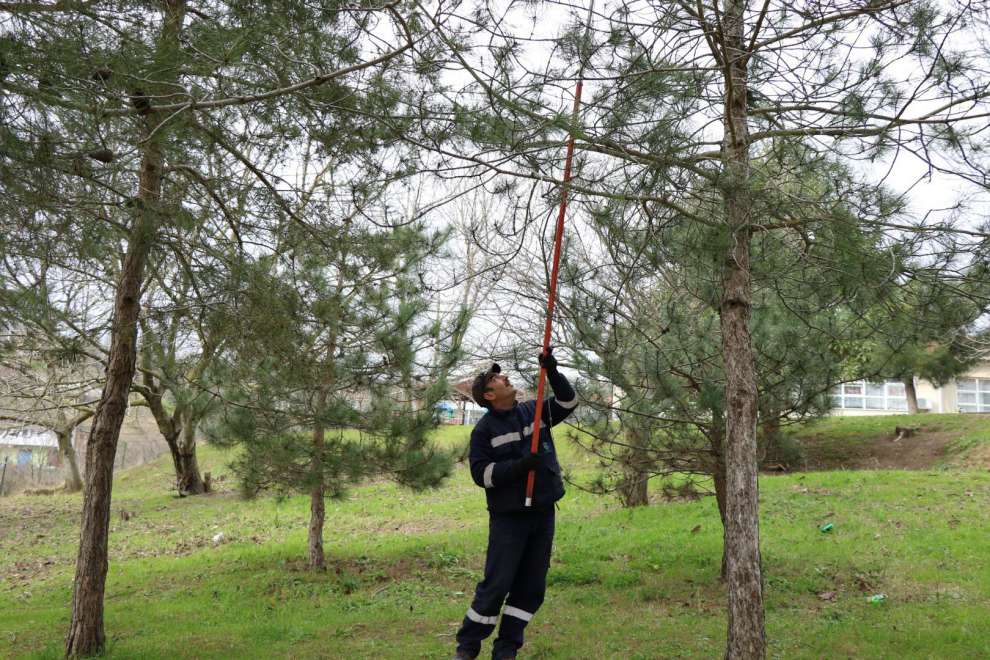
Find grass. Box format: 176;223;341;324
794;412;990;448
791;412;990;468
2;417;990;658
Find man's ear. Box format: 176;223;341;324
484;390;496;404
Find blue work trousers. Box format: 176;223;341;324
455;508;555;659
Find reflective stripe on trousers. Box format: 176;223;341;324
455;508;555;659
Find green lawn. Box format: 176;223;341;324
2;418;989;658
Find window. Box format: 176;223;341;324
956;378;990;413
865;383;885;396
830;380;910;411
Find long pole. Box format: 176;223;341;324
525;1;595;507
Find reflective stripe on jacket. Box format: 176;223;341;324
468;371;577;513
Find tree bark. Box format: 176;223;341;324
140;363;206;496
65;4;185;656
164;429;182;480
145;396;205;495
176;411;205;495
757;414;780;466
140;384;184;492
708;422;728;581
903;376;919;414
54;410;91;493
617;423;650;507
718;2;766;658
307;274;341;570
308;421;326;570
56;428;84;492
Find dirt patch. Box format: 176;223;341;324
279;553;469;591
794;428;957;471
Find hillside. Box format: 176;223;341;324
2;418;989;658
791;413;990;471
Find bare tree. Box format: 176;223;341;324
0;335;100;491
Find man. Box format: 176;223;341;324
453;348;578;660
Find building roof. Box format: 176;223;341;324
451;378;474;401
0;427;58;448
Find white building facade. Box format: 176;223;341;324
830;361;990;415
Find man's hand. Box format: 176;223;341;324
507;451;542;481
518;452;541;473
537;346;558;373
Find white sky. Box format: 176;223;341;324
421;0;990;377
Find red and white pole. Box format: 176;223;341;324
525;2;594;507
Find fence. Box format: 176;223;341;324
0;458;64;495
0;439;172;496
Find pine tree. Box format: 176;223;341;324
548;163;898;571
207;208;468;569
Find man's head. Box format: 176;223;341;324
471;363;517;410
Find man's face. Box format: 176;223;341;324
484;373;517;409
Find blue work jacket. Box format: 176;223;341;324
468;371;578;513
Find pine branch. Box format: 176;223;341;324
751;0;916;52
98;3;416;118
0;0;97;13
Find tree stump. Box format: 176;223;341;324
893;426;918;443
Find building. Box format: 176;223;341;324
0;426;64;494
0;426;59;468
447;378;488;425
830;360;990;415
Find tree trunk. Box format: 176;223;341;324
164;429;183;483
141;377;184;491
64;205;157;658
709;424;729;581
139;364;203;497
176;411;205;495
146;399;204;495
617;423;650;507
714;461;729;580
65;4;185;655
158;420;202;496
56;429;84;493
176;450;205;495
718;2;766;658
903;376;919;414
308;422;326;570
757;414;780;467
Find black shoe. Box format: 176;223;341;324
453;651;476;660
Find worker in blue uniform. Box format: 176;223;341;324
453;349;578;660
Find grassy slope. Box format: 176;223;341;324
2;420;989;659
793;413;990;469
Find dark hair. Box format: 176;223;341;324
470;363;501;408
